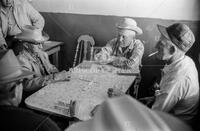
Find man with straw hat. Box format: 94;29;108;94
15;25;70;95
95;18;144;69
0;49;61;131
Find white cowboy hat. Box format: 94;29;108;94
66;95;192;131
14;25;49;44
116;18;143;35
0;50;33;84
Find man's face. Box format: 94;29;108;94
0;0;14;8
155;35;173;61
117;29;136;47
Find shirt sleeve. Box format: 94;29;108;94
94;39;115;61
125;40;144;68
0;26;7;49
24;1;45;30
18;54;51;92
152;79;186;112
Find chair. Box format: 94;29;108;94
126;73;141;99
73;35;95;67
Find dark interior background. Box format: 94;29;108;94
41;12;200;97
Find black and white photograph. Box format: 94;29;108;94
0;0;199;131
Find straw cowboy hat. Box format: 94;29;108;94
14;25;49;44
66;95;192;131
0;50;33;84
157;23;195;52
116;18;143;35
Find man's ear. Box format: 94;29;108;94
169;45;176;55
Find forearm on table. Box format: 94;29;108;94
23;74;54;92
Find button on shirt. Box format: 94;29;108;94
152;56;199;123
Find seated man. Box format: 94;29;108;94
0;49;61;131
95;18;144;69
15;25;69;94
0;0;44;50
152;23;199;125
66;95;192;131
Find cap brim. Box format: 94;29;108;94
14;32;49;44
116;24;143;35
0;69;34;84
157;24;171;40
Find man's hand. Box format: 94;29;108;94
53;70;70;81
112;57;127;67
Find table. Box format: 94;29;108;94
43;41;63;68
25;61;139;121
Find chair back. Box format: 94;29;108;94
73;35;95;67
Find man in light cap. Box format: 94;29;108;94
152;23;199;125
65;95;192;131
95;18;144;69
0;50;61;131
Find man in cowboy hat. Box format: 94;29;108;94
0;49;61;131
65;95;192;131
15;25;70;95
151;23;199;126
0;0;44;50
95;18;144;69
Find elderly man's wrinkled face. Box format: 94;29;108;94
0;0;14;7
24;42;43;53
117;29;136;47
155;35;173;61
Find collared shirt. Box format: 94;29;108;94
1;6;21;36
95;38;144;68
0;0;44;48
18;48;58;92
152;55;199;124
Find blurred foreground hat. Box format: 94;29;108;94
157;23;195;52
66;95;192;131
0;50;33;84
116;18;143;35
14;25;49;44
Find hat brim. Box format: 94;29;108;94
157;24;171;40
0;69;33;84
117;24;143;35
14;31;49;44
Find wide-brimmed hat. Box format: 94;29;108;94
116;18;143;35
0;50;33;84
157;23;195;52
14;25;49;44
66;95;192;131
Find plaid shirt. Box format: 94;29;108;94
96;38;144;68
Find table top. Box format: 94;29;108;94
25;61;139;121
43;41;64;51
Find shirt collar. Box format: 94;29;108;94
119;39;135;50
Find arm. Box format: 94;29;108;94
94;39;115;61
152;80;184;112
24;1;45;30
125;40;144;68
0;22;7;49
18;54;53;92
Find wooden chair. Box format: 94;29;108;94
126;73;141;99
73;35;95;67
